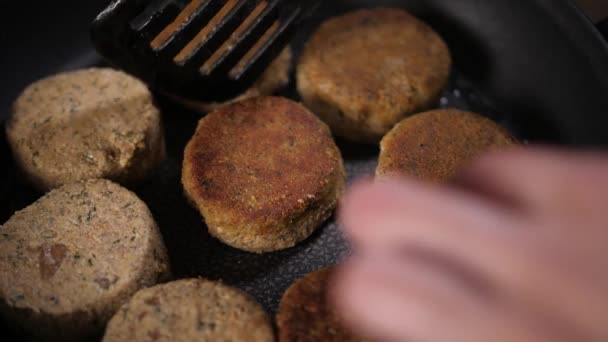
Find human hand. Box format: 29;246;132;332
332;148;608;342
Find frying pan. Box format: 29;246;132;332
1;0;607;340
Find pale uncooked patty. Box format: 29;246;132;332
103;279;274;342
182;96;345;253
168;47;292;112
0;179;170;341
277;267;365;342
297;8;452;143
377;109;517;182
6;68;166;192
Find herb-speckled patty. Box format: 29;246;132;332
182;96;345;253
377;109;516;182
277;267;365;341
0;179;170;341
103;279;274;342
6;68;166;192
297;8;451;143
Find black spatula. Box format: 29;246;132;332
91;0;320;102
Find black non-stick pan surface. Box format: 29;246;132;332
1;0;607;339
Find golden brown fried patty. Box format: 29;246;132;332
6;68;165;192
0;179;170;341
103;279;274;342
377;109;516;182
170;48;292;112
277;268;365;342
297;8;452;143
182;96;345;253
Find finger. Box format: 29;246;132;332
330;254;540;342
340;178;524;258
339;178;539;291
340;178;518;242
453;147;608;217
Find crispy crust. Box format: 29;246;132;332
377;109;517;182
168;47;292;113
6;68;165;192
277;267;365;341
103;279;274;342
0;180;170;341
182;96;345;253
297;8;451;144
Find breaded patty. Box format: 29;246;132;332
297;8;452;143
103;279;274;342
377;109;516;182
0;179;170;341
277;268;365;341
6;68;165;192
170;47;292;112
182;96;345;253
